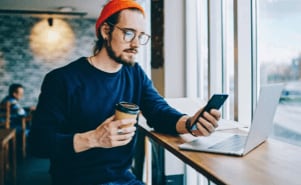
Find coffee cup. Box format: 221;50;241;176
115;102;139;128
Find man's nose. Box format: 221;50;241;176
130;36;140;48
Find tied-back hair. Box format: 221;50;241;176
93;12;120;55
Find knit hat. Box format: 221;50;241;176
95;0;145;37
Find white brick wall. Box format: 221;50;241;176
0;15;96;107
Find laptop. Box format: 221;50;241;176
179;84;283;156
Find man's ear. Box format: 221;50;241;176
100;23;111;40
12;92;17;98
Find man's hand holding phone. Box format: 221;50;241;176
186;94;228;136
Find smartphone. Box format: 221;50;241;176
190;94;229;131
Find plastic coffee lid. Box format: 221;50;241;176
116;102;139;114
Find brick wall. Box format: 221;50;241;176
0;15;96;107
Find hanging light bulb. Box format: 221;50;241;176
47;17;53;27
30;18;75;62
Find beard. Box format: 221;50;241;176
104;40;136;67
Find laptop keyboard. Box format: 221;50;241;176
208;134;247;151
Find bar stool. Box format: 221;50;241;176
0;101;28;159
0;129;16;185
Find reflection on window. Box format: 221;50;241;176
258;0;301;147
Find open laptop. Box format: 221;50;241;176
179;84;283;156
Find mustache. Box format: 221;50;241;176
124;48;138;53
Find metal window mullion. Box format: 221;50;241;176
221;0;231;119
197;0;209;100
185;0;198;98
251;0;259;112
184;1;202;184
234;0;253;124
208;0;223;97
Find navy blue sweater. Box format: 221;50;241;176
29;57;184;184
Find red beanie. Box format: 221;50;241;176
95;0;145;37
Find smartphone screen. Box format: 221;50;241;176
190;94;228;131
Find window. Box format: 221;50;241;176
185;0;235;184
186;0;234;120
258;0;301;147
136;0;151;77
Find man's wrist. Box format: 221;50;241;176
73;131;96;153
185;117;196;136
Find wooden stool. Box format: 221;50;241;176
1;102;28;159
0;129;16;185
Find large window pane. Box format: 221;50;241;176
258;0;301;147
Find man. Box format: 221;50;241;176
29;0;221;185
1;83;28;156
1;83;26;119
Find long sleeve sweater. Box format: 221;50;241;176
29;57;184;185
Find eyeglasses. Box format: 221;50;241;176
107;22;151;45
